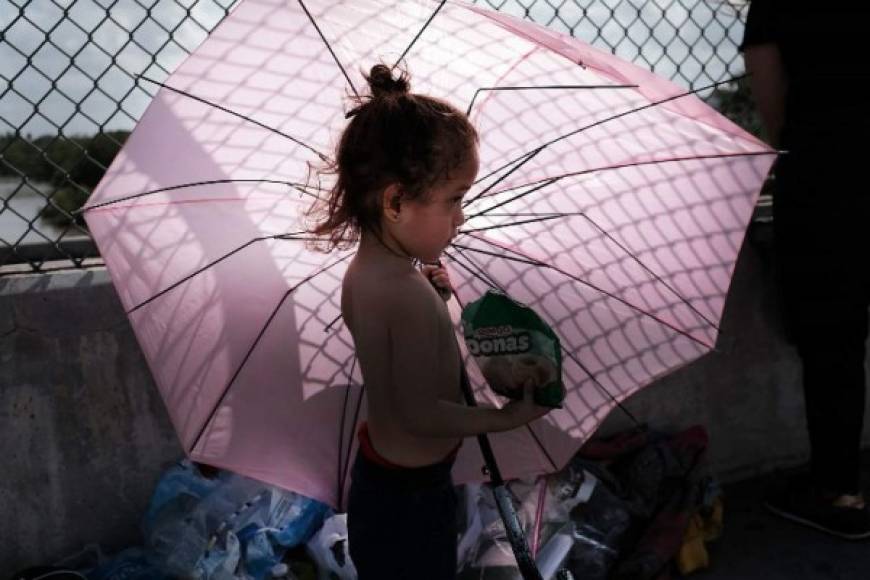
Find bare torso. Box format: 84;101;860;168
341;240;464;467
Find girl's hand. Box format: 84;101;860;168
503;377;551;426
422;263;453;301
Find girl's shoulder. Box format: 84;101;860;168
378;269;434;310
345;259;431;306
353;267;444;326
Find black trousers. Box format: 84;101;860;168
774;147;870;495
347;449;459;580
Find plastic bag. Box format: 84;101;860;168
457;475;585;580
142;460;331;579
566;469;633;580
306;514;357;580
197;531;241;580
462;290;564;408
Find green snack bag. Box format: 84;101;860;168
461;290;565;408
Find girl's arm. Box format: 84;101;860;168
385;282;548;438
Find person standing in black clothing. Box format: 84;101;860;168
741;1;870;539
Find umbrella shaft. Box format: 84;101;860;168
493;485;545;580
459;364;543;580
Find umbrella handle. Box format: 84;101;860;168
492;485;545;580
459;363;544;580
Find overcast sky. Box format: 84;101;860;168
0;0;747;137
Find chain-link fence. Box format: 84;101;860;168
0;0;754;274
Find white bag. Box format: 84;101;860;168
305;514;358;580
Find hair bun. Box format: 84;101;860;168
366;64;410;99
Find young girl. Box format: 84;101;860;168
309;64;550;580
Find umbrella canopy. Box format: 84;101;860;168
82;0;775;510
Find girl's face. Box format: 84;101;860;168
391;149;479;263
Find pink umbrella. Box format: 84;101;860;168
81;0;774;522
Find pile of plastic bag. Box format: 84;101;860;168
16;459;349;580
12;425;722;580
456;425;722;580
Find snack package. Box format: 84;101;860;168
461;290;565;408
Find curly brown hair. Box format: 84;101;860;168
306;64;478;251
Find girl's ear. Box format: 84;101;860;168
381;183;403;223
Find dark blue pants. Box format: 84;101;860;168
347;449;459;579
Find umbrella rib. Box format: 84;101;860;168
533;74;750;154
337;353;361;512
444;247;503;292
393;0;447;69
190;252;354;455
447;255;560;473
455;233;715;349
465;84;638;117
467;177;557;219
468;150;777;218
468;74;753;199
297;0;359;98
461;212;719;331
324;312;343;332
126;231;320;314
574;211;721;331
458;233;712;346
77;178;322;214
559;344;642;426
450;241;539;267
318;310;360;510
464;151;547;208
461;213;565;234
138;75;331;162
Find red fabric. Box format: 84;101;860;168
357;422;460;469
358;422;405;469
577;426;651;461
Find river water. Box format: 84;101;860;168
0;178;87;245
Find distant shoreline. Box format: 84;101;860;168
0;179;86;242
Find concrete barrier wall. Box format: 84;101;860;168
0;269;183;572
2;229;869;571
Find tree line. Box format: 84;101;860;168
1;131;130;186
0;131;130;226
